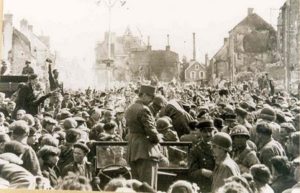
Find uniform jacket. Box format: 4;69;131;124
189;140;215;193
125;99;161;162
232;144;260;173
212;153;240;193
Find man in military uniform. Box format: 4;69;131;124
230;125;260;173
189;120;216;193
125;85;162;189
21;60;34;75
211;132;240;193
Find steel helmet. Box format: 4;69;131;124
156;117;172;131
211;132;232;152
230;125;250;138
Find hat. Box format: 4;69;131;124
63;118;78;130
156;117;172;131
73;142;90;154
43;117;58;125
236;107;248;118
211;132;232;152
196;120;215;131
73;116;86;123
280;122;296;133
230;125;250;138
239;102;249;109
260;107;276;122
139;85;156;96
223;113;237;121
25;60;31;64
38;145;60;160
214;118;224;130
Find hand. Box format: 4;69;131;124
127;179;143;190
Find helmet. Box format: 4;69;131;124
156;117;172;131
230;125;250;138
211;132;232;152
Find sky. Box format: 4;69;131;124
4;0;286;79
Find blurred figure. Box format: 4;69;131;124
250;164;274;193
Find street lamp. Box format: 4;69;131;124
96;0;126;89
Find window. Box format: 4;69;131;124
190;71;196;80
195;64;199;70
200;71;204;78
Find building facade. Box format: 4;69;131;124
184;61;206;82
277;0;300;91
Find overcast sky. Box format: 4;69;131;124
4;0;285;66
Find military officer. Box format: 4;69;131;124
189;120;216;193
125;85;162;189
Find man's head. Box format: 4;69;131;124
230;125;250;150
286;131;300;158
196;120;216;143
152;95;167;112
10;120;30;142
103;110;114;122
6;101;16;113
16;109;26;120
73;142;90;163
256;122;272;141
29;74;38;87
25;60;31;67
53;69;59;79
43;117;58;133
139;85;156;105
38;145;60;166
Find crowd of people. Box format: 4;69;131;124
0;60;299;193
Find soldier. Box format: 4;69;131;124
189;120;216;193
230;125;260;173
211;132;240;193
125;85;162;189
21;60;34;75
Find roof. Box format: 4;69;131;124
13;28;31;50
212;39;229;62
185;60;206;72
230;13;275;33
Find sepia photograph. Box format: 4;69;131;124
0;0;300;192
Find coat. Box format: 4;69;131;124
232;144;260;173
61;161;93;181
125;99;161;162
160;99;193;137
41;163;60;188
211;154;240;193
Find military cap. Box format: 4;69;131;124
73;142;90;154
38;145;60;160
25;60;31;64
196;120;215;131
230;125;250;138
139;85;156;96
236;107;248;118
223;113;237;121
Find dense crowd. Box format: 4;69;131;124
0;60;299;193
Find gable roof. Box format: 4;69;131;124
230;13;275;33
185;60;206;72
13;28;31;51
212;40;229;62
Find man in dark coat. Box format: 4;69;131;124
21;60;34;75
159;99;193;137
14;74;53;117
125;85;162;189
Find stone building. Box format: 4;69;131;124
277;0;300;91
209;8;277;83
2;14;54;80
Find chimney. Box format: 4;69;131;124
166;34;170;51
20;19;28;33
28;25;33;33
224;38;228;44
4;14;13;24
147;36;151;50
205;54;209;66
193;32;196;61
248;8;254;16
